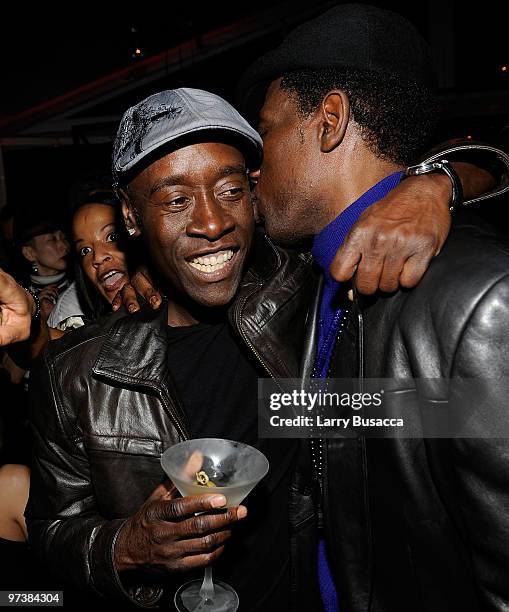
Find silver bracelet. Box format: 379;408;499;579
405;159;463;213
20;285;41;340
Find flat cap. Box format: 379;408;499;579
113;88;263;183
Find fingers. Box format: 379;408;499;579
111;290;122;312
354;259;382;295
111;282;140;313
183;451;204;480
177;506;247;536
174;530;232;555
171;546;226;571
122;283;140;313
377;252;405;294
0;269;33;315
330;231;363;284
39;286;59;303
379;232;436;291
146;480;178;502
399;251;435;289
147;498;246;540
148;494;232;522
349;229;387;295
115;495;247;573
330;173;453;294
162;508;247;572
169;531;233;570
331;224;439;295
0;270;32;345
111;266;162;312
131;267;162;310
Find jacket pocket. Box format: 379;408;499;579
85;434;167;519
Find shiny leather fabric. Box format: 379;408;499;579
25;231;317;608
299;211;509;612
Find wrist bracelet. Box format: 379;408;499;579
21;286;42;341
405;159;464;213
23;286;41;322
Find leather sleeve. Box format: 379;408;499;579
25;351;163;607
433;274;509;610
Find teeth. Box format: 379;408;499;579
103;270;118;280
189;250;234;273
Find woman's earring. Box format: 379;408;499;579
31;261;39;274
127;228;136;236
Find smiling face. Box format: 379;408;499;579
123;142;254;321
72;203;128;303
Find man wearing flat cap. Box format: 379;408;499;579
237;3;509;611
3;4;508;611
21;70;505;612
26;89;301;611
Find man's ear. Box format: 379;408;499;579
21;245;37;263
319;90;350;153
121;197;142;237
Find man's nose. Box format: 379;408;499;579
186;194;234;241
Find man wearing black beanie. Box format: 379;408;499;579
239;4;509;611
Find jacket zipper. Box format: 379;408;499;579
158;391;189;441
231;234;292;385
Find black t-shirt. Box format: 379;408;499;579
166;321;296;611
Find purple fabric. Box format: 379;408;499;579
311;172;403;611
311;172;403;379
318;539;338;612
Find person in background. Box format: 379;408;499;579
0;464;30;587
13;213;70;321
0;464;61;594
0;212;71;464
48;190;130;333
0;191;131;598
3;215;71;454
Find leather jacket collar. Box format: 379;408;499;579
93;304;170;390
93;229;317;387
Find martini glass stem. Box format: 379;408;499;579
199;567;215;602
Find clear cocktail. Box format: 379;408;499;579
161;438;269;612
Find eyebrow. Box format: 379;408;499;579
74;223;115;246
149;164;247;196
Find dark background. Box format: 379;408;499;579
0;0;507;218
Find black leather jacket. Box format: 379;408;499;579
25;233;318;609
299;212;509;612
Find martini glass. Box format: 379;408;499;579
161;438;269;612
